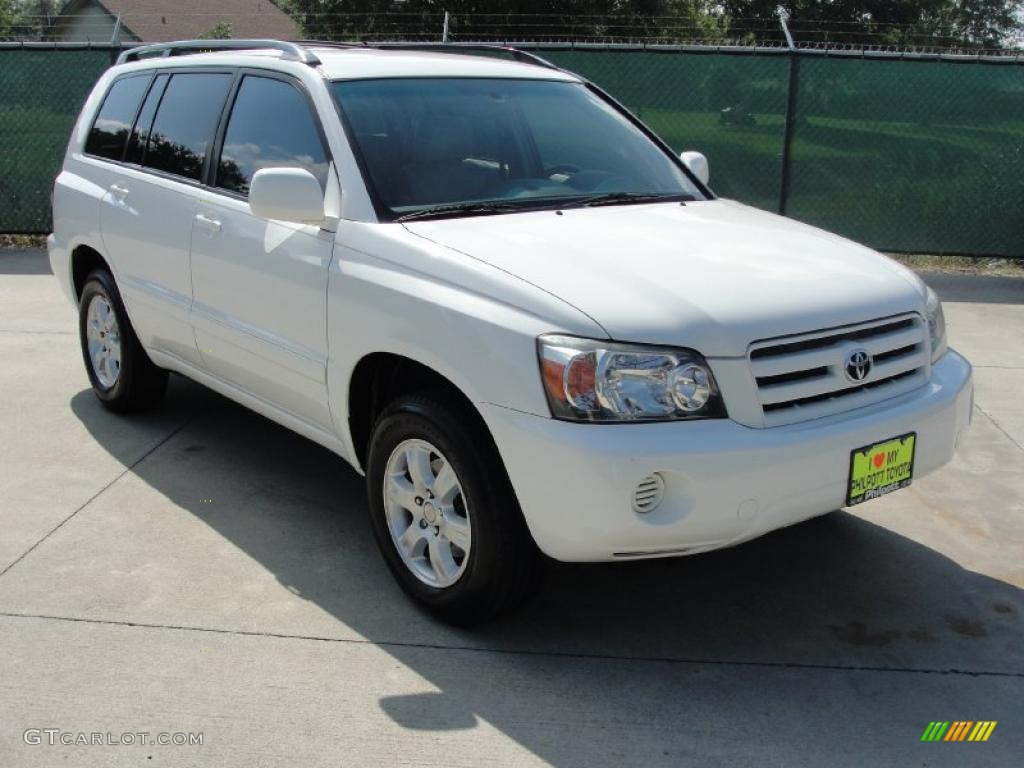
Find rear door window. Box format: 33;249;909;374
125;74;169;166
143;72;233;182
215;75;329;196
85;75;151;161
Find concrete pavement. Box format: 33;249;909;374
1;248;1022;766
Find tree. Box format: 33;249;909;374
281;1;714;42
199;22;234;40
1;0;17;39
721;1;1023;49
279;0;1022;48
945;0;1023;48
5;0;59;40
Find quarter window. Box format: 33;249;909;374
84;75;151;161
143;73;233;182
216;75;328;196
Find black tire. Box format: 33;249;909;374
366;392;544;625
79;268;168;413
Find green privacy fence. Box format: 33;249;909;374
540;47;1024;257
2;43;1022;256
0;48;115;233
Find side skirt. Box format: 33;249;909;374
147;349;359;472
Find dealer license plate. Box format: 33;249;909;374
847;433;916;506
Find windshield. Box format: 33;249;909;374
330;78;704;220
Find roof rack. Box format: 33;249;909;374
116;38;561;71
116;39;321;66
294;40;561;70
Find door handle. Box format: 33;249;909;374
195;213;222;232
109;183;129;199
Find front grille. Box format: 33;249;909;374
749;314;929;427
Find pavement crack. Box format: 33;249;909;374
0;411;204;581
974;403;1023;453
1;611;1021;680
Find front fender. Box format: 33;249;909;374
325;221;605;460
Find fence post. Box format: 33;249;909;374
442;11;450;43
778;55;800;216
777;9;798;216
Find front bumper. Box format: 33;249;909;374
481;349;973;561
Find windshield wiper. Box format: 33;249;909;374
570;192;695;208
395;201;532;222
394;192;695;222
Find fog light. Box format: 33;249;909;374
669;363;711;412
632;473;665;514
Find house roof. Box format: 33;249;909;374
66;0;301;42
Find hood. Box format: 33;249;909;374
403;199;926;357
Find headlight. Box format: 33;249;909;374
925;286;947;363
537;335;726;422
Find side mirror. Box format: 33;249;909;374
680;151;709;186
249;168;325;225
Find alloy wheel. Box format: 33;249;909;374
382;438;472;588
85;294;121;389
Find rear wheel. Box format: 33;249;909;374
78;268;167;412
366;392;543;625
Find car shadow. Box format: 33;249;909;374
70;377;1024;761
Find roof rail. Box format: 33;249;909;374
116;39;321;66
386;42;561;70
115;39;562;71
293;40;561;70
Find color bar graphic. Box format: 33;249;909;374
968;722;998;742
944;721;973;741
921;721;996;742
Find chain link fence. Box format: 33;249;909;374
0;47;114;232
540;47;1024;256
1;43;1021;256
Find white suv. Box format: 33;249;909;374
49;40;973;624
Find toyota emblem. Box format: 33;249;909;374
844;349;872;382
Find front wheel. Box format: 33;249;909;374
365;393;543;625
79;268;167;412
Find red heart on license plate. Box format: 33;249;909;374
873;453;885;468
